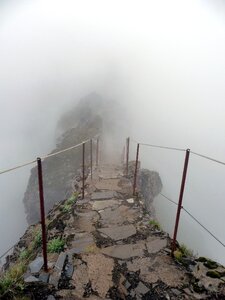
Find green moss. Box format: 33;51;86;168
174;250;183;262
47;238;65;253
149;219;161;230
206;270;221;279
204;260;218;270
192;281;205;293
197;257;207;262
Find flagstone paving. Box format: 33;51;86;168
22;164;225;299
98;224;136;241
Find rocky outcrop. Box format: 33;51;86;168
23;93;124;225
139;169;162;211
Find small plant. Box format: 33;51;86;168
180;244;193;257
174;244;194;264
33;231;42;248
66;192;78;206
62;204;71;213
61;192;78;213
174;250;183;262
149;219;161;230
47;238;65;253
19;249;30;261
0;262;26;297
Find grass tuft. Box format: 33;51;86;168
61;192;79;213
47;238;65;253
180;244;193;257
0;262;26;297
149;219;161;230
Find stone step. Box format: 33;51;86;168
91;191;118;201
101;242;145;259
98;224;136;241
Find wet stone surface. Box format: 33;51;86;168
17;164;225;299
29;257;44;274
92;199;120;211
82;253;114;298
101;243;146;259
146;237;168;254
91;191;118;200
99;205;139;226
39;272;50;283
69;234;95;254
135;281;150;296
55;253;67;271
94;178;122;192
24;275;40;283
127;255;188;287
98;224;136;241
47;296;56;300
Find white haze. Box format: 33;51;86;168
0;0;225;263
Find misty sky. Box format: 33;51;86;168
0;0;225;262
1;0;225;164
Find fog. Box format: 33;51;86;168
0;0;225;263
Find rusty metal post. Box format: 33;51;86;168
121;146;125;164
90;139;93;180
126;137;130;176
96;137;99;167
37;157;48;272
172;149;190;253
133;143;140;196
82;142;85;199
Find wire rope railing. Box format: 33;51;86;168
128;136;225;254
191;151;225;166
159;193;178;206
151;190;225;250
0;135;100;271
1;134;225;273
0;136;99;175
182;207;225;249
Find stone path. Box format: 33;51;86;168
23;164;225;300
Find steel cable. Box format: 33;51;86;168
182;207;225;249
129;138;186;152
191;151;225;166
0;136;100;175
41;140;88;160
0;160;36;175
0;244;15;261
139;143;186;152
159;193;178;206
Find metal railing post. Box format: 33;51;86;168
96;137;99;166
82;142;85;199
90;139;93;179
37;157;48;272
171;149;190;253
133;143;140;196
126;137;130;176
122;146;125;164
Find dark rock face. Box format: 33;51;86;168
139;169;162;211
23;93;124;225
